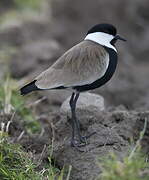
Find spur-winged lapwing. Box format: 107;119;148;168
20;23;126;148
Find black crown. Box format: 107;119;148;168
87;23;117;36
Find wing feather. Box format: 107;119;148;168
35;40;109;89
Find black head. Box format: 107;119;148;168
87;23;126;45
87;23;117;36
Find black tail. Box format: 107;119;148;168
20;80;39;95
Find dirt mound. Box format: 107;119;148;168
49;107;149;180
1;107;149;180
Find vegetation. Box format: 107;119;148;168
0;76;72;179
0;134;71;180
99;151;149;180
98;119;149;180
14;0;42;10
0;77;41;134
0;136;41;180
0;0;47;29
0;1;69;178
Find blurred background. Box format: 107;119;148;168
0;0;149;110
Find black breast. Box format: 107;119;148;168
73;47;118;92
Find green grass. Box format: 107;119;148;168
0;76;71;180
0;138;39;180
99;151;149;180
0;134;70;180
14;0;42;11
0;76;41;134
98;119;149;180
0;0;48;30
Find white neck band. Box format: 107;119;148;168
84;32;117;52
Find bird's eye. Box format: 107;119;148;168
110;38;117;45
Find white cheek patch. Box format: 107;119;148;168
84;32;117;52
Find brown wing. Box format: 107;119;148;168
35;40;109;89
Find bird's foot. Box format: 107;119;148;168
70;139;88;152
79;131;96;143
70;131;96;151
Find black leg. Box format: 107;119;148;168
69;92;82;147
72;93;82;138
69;92;76;146
72;93;96;144
69;92;96;148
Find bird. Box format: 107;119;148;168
20;23;126;148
